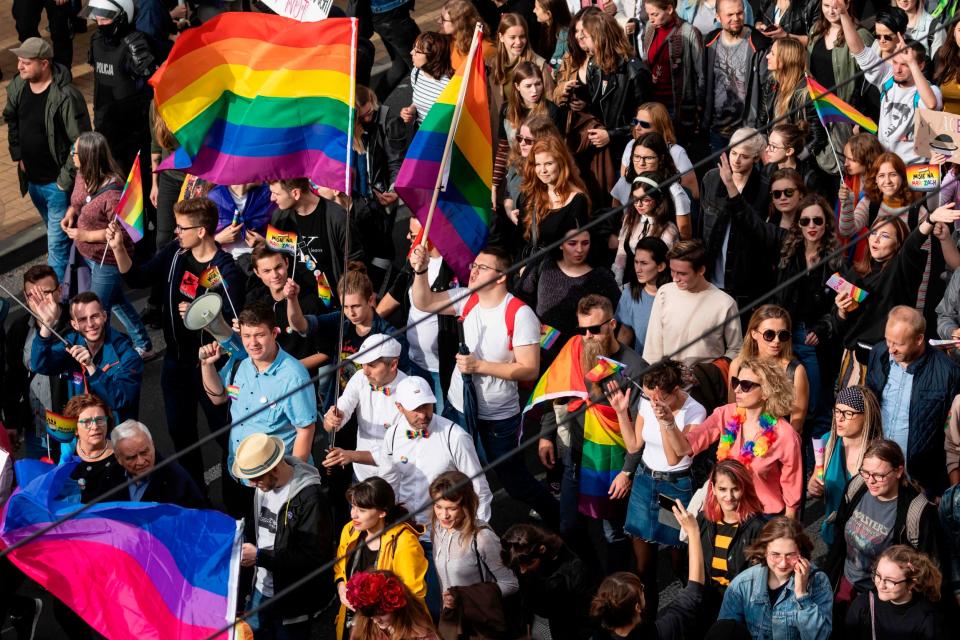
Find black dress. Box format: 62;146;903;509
71;453;123;504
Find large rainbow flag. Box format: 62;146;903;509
0;460;242;639
394;27;492;282
116;152;144;242
524;336;627;519
807;76;878;134
150;13;357;192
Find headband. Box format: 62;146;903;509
836;387;865;413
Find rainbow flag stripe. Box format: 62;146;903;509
0;460;241;639
226;385;239;400
585;356;627;382
315;271;333;307
578;404;626;519
807;76;878;135
540;324;560;350
44;410;77;443
116;153;144;242
394;30;492;282
150;13;357;192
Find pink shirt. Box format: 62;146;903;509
685;404;803;513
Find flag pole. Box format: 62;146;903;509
420;22;484;245
806;76;845;180
99;214;117;267
0;282;71;346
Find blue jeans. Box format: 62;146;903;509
443;405;559;527
407;361;444;414
27;182;71;282
83;258;152;351
248;589;310;640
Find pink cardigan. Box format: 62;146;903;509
685;404;803;514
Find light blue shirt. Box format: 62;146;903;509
128;476;150;502
881;357;913;459
616;286;656;353
222;347;317;476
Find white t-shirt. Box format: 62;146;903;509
855;47;942;164
335;370;407;481
254;481;292;597
406;256;443;371
639;394;707;471
446;291;541;420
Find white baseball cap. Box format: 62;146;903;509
352;334;402;365
395;376;437;411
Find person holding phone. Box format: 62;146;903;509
754;0;818;45
718;517;832;639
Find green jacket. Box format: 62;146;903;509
3;63;91;195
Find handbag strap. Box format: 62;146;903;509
472;529;492;583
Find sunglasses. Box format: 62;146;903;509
631;118;653;128
730;376;761;392
875;33;896;42
516;135;535;145
575;320;611;335
799;217;824;227
758;329;791;342
771;188;796;199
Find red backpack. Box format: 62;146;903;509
459;293;528;351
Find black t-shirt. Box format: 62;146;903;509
244;282;323;365
768;580;788;605
283;203;341;310
809;38;837;91
175;251;216;354
18;85;61;184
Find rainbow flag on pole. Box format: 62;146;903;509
807;76;878;134
0;460;242;639
116;152;144;242
150;13;358;192
394;26;492;282
586;356;627;382
199;265;223;289
265;224;298;254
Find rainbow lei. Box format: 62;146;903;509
716;408;778;467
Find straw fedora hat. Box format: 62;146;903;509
232;433;285;479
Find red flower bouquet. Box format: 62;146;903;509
345;571;408;615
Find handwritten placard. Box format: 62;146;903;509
914;109;960;162
259;0;333;21
907;164;941;192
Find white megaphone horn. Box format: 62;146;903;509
183;292;246;358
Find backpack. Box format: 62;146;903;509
459;293;527;351
843;475;928;547
879;76;921;110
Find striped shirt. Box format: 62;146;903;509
710;522;739;588
410;68;451;125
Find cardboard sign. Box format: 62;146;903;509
907;164;941;192
259;0;333;21
914;109;960;162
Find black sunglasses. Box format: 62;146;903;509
759;329;791;343
631;118;653;128
799;217;824;227
575;320;611;335
730;376;762;392
875;33;896;42
771;188;796;199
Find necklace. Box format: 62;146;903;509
717;408;778;467
78;443;110;461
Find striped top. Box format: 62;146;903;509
410;68;451;125
710;521;739;588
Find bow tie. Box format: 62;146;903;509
406;429;429;439
370;384;391;396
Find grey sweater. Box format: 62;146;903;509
431;522;519;597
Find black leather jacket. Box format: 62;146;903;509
585;57;653;158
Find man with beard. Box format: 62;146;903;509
410;244;560;527
28;291;143;422
701;0;770;152
535;294;646;577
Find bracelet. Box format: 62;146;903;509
414;267;428;275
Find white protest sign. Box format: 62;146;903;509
259;0;334;21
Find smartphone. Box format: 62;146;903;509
658;493;677;511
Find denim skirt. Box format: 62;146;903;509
624;464;693;546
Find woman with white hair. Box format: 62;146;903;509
698;127;772;318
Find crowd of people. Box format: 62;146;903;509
4;0;960;638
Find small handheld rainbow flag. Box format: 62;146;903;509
44;410;77;443
315;271;333;307
266;224;298;254
226;384;240;400
807;76;878;135
199;265;223;289
540;324;560;350
115;152;144;242
586;356;627;383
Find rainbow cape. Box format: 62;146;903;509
394;28;492;282
0;460;242;639
116;152;144;242
525;337;627;519
807;76;878;134
150;13;357;192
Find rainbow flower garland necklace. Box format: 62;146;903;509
717;408;778;467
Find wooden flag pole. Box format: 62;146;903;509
420;22;484;246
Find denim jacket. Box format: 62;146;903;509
718;563;833;640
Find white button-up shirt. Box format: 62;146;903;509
335;370;407;481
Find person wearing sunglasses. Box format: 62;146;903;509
762;168;806;230
807;386;881;547
663;357;802;518
623;103;698;201
844;545;945;639
728;305;809;433
718;516;833;640
762;124;829;203
824;439;940;624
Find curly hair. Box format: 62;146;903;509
520;136;588;241
737;357;794;418
877;545;942;602
739;304;795;361
745;516;813;565
778;193;842;271
844;133;884;179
